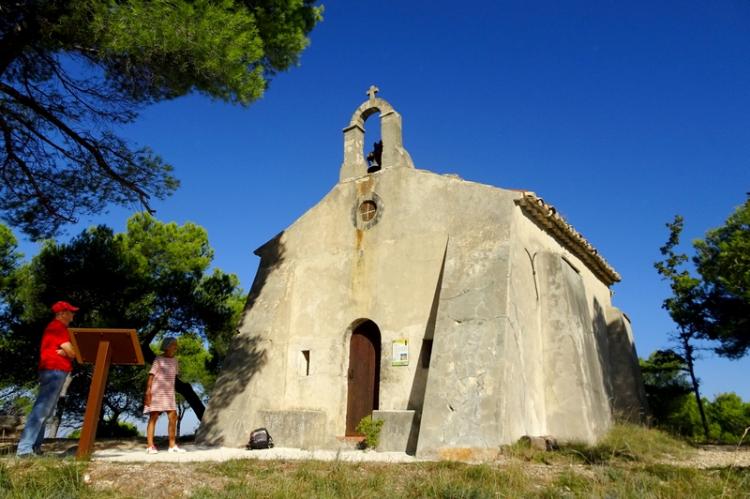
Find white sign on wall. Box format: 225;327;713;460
392;339;409;366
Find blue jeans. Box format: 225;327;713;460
16;370;68;456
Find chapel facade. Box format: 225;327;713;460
197;88;647;457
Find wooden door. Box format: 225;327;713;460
345;320;381;435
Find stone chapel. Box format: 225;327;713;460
197;87;647;458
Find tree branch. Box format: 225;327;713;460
0;115;65;220
44;53;133;121
0;81;155;212
1;105;80;163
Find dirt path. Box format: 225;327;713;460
3;439;749;498
80;444;750;498
3;438;750;467
666;444;750;469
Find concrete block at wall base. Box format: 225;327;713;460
518;435;559;451
257;410;327;449
373;410;415;453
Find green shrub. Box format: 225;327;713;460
503;424;692;466
68;419;139;439
595;423;692;462
706;393;750;443
355;416;384;449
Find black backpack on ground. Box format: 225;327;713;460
247;427;274;449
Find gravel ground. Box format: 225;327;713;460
3;438;749;468
89;442;750;467
92;444;422;463
668;445;750;469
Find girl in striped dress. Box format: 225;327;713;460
144;337;186;453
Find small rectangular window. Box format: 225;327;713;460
301;350;310;376
421;340;433;369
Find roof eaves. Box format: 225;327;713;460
515;192;621;286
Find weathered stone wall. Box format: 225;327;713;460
413;185;628;458
504;227;548;437
201;168;455;447
510;204;619;442
605;307;648;422
536;252;611;443
199;165;644;453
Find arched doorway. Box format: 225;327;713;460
345;320;381;435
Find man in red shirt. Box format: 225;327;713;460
16;301;78;457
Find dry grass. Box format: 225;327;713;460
1;425;749;498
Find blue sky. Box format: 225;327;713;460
15;2;750;431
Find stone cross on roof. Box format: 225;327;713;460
367;85;379;100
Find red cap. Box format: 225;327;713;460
51;301;79;313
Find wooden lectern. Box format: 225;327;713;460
68;328;144;459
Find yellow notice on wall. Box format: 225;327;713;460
392;339;409;366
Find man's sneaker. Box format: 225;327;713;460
146;446;158;454
168;445;186;453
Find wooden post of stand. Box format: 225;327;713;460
77;341;112;459
68;328;143;460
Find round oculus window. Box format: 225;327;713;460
352;192;383;230
358;200;378;222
